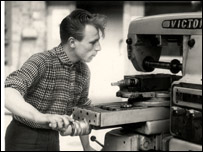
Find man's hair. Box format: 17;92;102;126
60;9;107;44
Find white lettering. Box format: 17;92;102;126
187;19;193;28
177;20;181;28
171;20;176;28
181;20;187;28
193;19;199;28
199;19;202;28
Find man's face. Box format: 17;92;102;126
74;24;101;62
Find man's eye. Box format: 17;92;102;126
90;42;96;45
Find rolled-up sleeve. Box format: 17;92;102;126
5;53;46;97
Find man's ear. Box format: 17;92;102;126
68;37;76;48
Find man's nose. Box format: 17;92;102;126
95;42;101;52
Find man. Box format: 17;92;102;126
5;9;107;151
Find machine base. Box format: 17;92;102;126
169;138;202;151
102;128;171;151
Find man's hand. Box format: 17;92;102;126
59;125;72;136
45;114;74;130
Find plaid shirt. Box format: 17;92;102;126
5;44;91;128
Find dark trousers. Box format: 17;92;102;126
5;119;60;151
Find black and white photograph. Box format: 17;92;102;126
1;1;202;151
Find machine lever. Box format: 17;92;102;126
90;136;104;147
144;57;182;74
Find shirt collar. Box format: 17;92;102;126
55;44;75;68
55;44;82;70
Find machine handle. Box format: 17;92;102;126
143;57;182;74
90;136;104;148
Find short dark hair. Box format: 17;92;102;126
60;9;107;44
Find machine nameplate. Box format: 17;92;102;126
173;86;202;110
162;18;202;29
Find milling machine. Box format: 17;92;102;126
72;12;202;151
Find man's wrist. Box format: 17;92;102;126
34;113;49;124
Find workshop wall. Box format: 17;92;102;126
5;1;47;77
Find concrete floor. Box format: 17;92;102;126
4;114;113;151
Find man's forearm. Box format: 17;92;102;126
5;87;73;130
5;87;48;124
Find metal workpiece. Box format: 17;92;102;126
111;78;139;87
72;102;170;128
114;74;181;96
